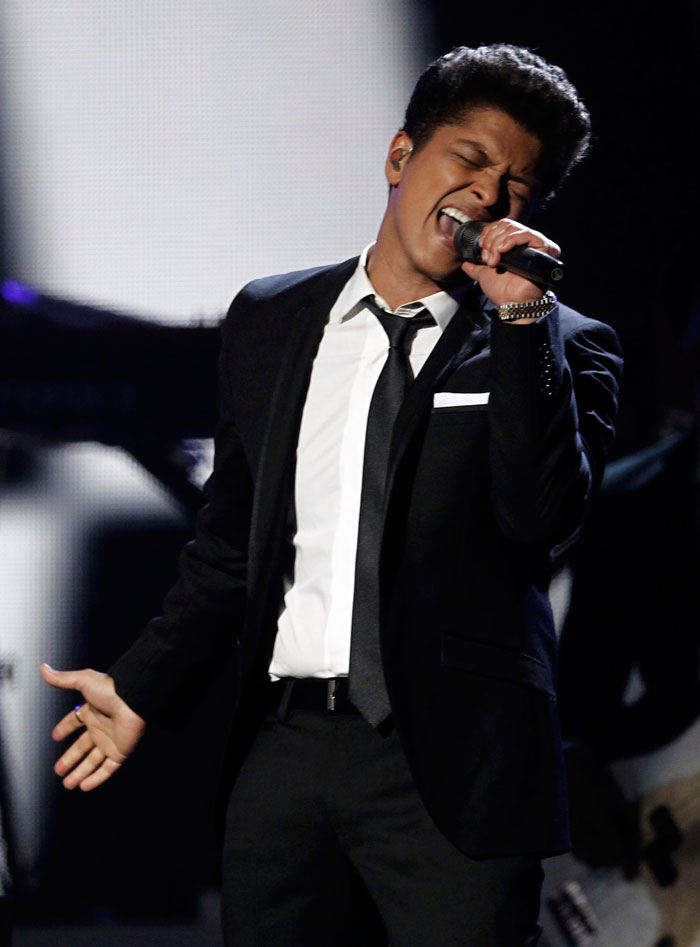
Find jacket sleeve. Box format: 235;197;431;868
109;308;254;725
487;303;622;548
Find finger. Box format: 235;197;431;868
54;730;95;776
477;218;517;249
494;231;560;258
79;758;121;792
478;223;519;266
53;703;91;741
62;745;106;791
478;221;560;264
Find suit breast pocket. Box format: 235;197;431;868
430;404;489;423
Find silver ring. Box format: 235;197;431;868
74;704;85;725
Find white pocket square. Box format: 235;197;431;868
433;391;489;407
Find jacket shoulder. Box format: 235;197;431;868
219;257;359;392
230;257;359;313
556;301;621;353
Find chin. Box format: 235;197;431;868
422;253;467;285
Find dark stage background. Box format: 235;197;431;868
427;3;700;456
1;4;699;946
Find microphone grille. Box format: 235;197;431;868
453;221;484;263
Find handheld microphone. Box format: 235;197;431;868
454;220;565;288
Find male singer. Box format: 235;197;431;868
42;44;622;945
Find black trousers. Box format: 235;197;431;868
221;705;543;946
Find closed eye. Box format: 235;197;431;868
508;184;532;206
453;152;482;169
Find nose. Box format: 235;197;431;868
468;171;510;220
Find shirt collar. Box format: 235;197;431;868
328;243;470;332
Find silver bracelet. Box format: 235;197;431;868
497;290;557;322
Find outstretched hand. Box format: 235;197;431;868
40;664;146;791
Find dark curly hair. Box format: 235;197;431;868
403;44;591;202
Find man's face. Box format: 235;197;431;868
380;107;543;290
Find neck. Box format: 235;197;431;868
366;221;443;311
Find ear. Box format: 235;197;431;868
385;132;414;187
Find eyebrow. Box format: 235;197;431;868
454;138;537;188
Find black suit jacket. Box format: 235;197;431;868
110;257;622;857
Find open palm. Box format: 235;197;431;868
41;664;146;791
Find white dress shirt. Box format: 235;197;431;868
269;246;463;679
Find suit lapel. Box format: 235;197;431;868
247;268;490;629
385;304;491;501
247;260;357;591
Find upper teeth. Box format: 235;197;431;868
440;207;471;224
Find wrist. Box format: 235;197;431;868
497;290;557;322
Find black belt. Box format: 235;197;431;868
271;677;359;716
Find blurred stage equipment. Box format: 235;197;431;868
0;281;223;921
0;279;221;509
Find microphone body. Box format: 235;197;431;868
454;220;565;288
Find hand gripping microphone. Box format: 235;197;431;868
454;220;565;288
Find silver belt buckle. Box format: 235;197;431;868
326;679;337;711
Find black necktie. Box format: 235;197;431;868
348;299;435;726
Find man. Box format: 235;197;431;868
42;44;622;945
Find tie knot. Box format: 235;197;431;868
364;297;434;350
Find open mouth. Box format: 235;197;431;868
437;206;472;240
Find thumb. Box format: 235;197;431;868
460;261;485;281
40;663;86;691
